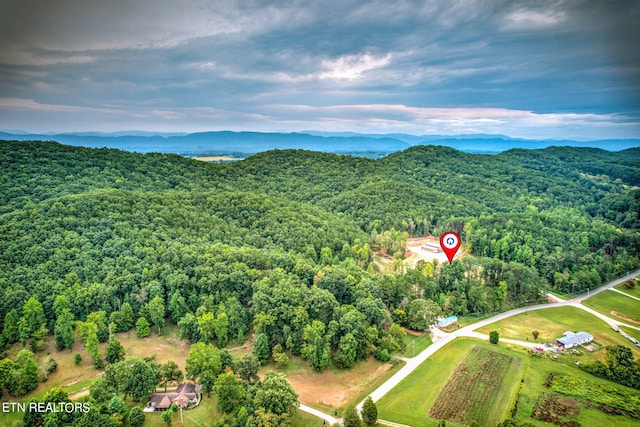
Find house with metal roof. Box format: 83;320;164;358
555;331;593;349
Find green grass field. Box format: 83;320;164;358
614;280;640;297
402;333;432;358
476;306;640;358
584;289;640;323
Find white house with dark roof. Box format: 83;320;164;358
556;331;593;349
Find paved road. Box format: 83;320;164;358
299;403;339;426
610;287;640;302
353;269;640;416
298;270;639;423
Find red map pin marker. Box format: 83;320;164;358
440;232;461;264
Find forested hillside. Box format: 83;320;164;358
0;140;638;377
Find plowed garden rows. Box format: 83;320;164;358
428;346;522;425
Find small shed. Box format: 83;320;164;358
437;315;458;328
556;331;593;349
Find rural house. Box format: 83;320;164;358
555;331;593;349
145;383;202;412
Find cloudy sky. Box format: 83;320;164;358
0;0;639;139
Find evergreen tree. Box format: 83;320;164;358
236;354;260;384
361;396;378;425
197;312;216;343
54;309;75;351
336;333;358;368
146;296;165;334
253;333;270;365
136;317;151;338
120;302;134;332
22;296;46;337
2;309;20;344
302;320;331;371
344;406;362;427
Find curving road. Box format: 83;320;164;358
297;270;639;424
353;269;640;415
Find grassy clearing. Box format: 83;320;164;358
456;313;495;328
0;325;393;426
428;346;522;426
476;306;640;358
377;338;524;427
584;290;640;324
342;360;405;416
402;333;432;358
291;409;326;427
261;355;395;415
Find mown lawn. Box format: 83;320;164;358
614;279;640;297
402;333;432;358
584;290;640;323
476;306;640;358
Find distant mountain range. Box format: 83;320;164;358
1;130;638;157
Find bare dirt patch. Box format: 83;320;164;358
611;311;640;324
404;328;425;337
268;358;393;409
192;156;242;162
532;393;580;425
405;237;455;267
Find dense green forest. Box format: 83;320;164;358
0;140;638;387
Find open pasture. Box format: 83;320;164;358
476;306;640;357
584;290;640;324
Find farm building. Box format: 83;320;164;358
555;331;593;349
437;315;458;328
145;383;202;412
422;242;442;253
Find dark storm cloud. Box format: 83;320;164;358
0;0;638;137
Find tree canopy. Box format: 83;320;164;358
0;140;638;377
